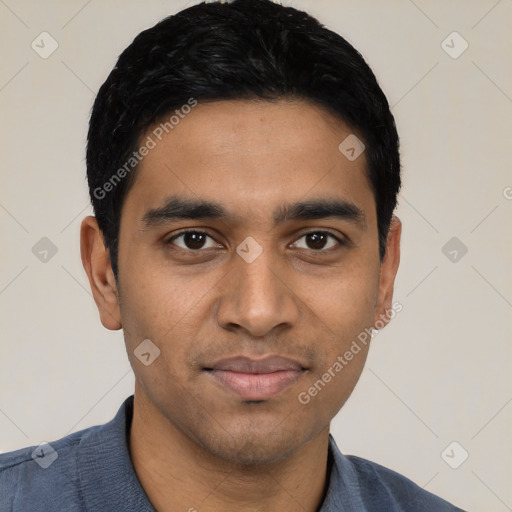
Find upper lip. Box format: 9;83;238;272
205;355;305;374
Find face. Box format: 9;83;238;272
85;99;400;465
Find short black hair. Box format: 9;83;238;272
86;0;400;278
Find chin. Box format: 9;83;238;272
193;420;312;466
209;438;298;466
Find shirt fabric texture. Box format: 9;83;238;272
0;396;467;511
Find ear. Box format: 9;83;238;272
372;215;401;329
80;216;122;330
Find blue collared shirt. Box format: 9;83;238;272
0;396;466;511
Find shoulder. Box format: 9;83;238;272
325;435;466;511
0;427;93;511
0;396;137;512
344;454;467;511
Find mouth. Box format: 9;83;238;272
203;355;307;401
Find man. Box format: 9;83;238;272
0;1;467;510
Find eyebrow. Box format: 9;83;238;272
141;195;366;229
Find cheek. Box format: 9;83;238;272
118;271;203;403
302;260;380;339
294;259;379;413
117;260;206;355
117;258;231;404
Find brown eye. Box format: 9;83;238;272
293;232;341;251
169;231;218;250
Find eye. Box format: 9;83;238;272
292;231;343;251
168;230;220;251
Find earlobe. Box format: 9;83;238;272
373;215;401;329
80;216;122;330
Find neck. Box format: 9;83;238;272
129;390;330;512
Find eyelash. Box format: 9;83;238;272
166;229;346;252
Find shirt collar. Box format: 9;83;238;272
320;434;365;511
77;395;155;511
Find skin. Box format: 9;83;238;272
81;98;401;512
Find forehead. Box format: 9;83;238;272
122;99;376;226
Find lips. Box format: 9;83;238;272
204;356;306;401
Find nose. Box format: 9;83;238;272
216;247;300;338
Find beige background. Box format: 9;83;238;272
1;1;511;510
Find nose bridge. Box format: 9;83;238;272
217;242;299;337
240;249;279;303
